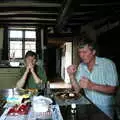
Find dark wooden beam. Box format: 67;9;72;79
0;14;58;18
0;1;61;7
0;22;55;27
56;0;73;31
0;7;59;12
79;2;120;7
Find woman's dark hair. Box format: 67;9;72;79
25;51;37;59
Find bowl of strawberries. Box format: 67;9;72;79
8;103;30;116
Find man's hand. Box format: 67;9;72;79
67;65;80;93
79;76;94;90
67;65;77;76
79;76;117;94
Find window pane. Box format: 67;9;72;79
25;31;36;38
10;41;22;58
10;30;22;38
25;41;36;53
10;50;22;58
9;29;36;59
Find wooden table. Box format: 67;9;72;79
0;88;116;120
51;88;115;120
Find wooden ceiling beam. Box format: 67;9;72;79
0;11;58;15
0;1;61;7
0;17;56;21
56;0;73;31
79;3;120;7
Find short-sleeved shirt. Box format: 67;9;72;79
75;56;119;106
18;64;47;89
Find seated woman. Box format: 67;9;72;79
16;51;47;88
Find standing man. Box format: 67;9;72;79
67;38;119;119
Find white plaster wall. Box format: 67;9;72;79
64;42;72;83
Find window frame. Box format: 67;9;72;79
8;29;36;59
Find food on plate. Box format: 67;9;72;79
8;103;30;115
15;88;38;96
7;96;23;105
27;88;38;93
56;91;81;100
69;93;75;97
21;94;31;99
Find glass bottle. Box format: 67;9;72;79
37;82;45;96
46;81;51;96
71;103;77;120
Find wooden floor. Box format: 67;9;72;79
49;77;71;89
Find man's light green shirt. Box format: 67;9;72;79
75;56;119;106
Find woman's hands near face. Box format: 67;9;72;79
26;56;36;73
28;62;34;72
26;62;34;73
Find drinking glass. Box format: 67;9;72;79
38;82;45;96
